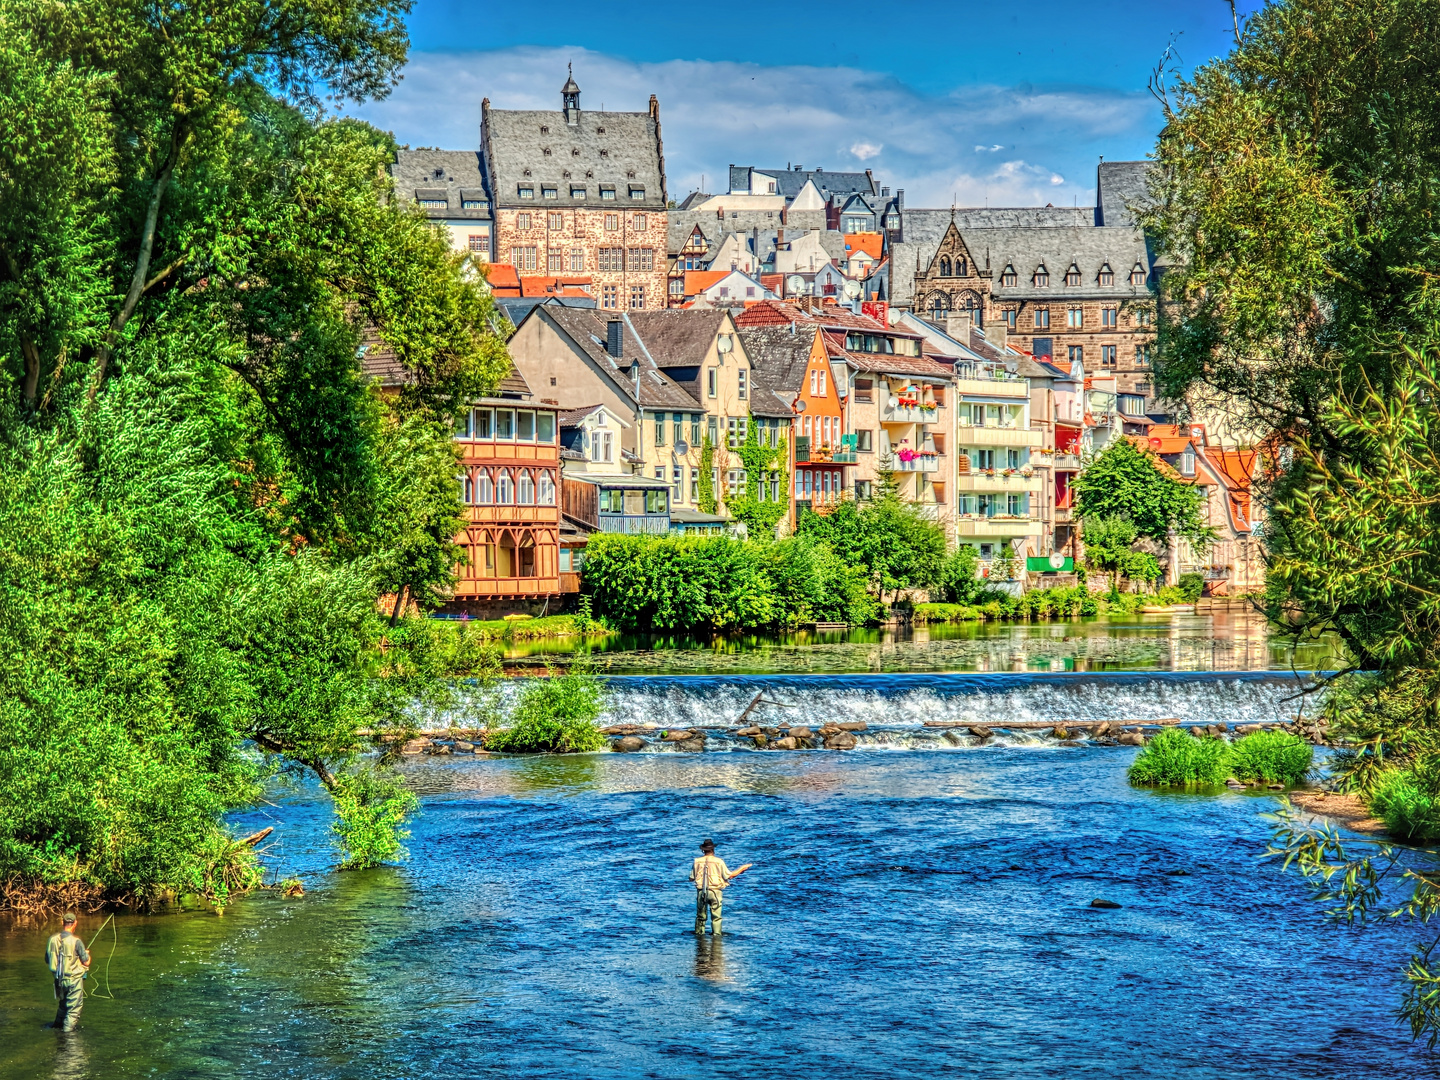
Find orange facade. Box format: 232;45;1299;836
453;400;562;599
793;329;849;510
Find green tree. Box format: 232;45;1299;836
1081;514;1161;595
1072;438;1212;547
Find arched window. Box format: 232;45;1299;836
518;469;535;505
956;257;967;276
958;290;982;328
538;470;556;505
497;469;514;504
476;470;494;504
930;293;950;321
939;256;952;277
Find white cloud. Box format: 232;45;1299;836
349;46;1157;208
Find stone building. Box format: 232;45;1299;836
480;71;668;310
389;148;493;260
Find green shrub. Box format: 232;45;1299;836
913;602;981;623
1229;730;1313;785
934;546;982;603
1128;727;1233;786
1177;573;1204;603
1370;770;1440;841
1151;585;1188;605
484;669;608;753
330;766;420;870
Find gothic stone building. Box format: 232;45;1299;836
481;73;669;311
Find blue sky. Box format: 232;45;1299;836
349;0;1259;208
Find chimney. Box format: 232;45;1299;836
896;188;905;211
989;322;1008;353
945;312;973;341
606;319;623;358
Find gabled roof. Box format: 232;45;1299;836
844;233;884;261
485;263;522;296
558;403;629;428
520;275;592;298
537;307;702;411
624;309;728;367
682;270;729;294
389;149;491;221
737;325;820;396
729;165;877;203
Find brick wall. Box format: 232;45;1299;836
493;206;669;310
990;297;1154;395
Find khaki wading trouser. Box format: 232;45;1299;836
54;978;83;1031
695;888;723;934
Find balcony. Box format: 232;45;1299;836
954;515;1043;538
893;453;940;473
955;471;1043;493
880;399;942;424
954;376;1028;399
1050;452;1081;470
956;424;1041;447
597;513;670;535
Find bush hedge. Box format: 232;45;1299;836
1229;730;1313;785
484;669;609;753
1369;770;1440;841
1128;728;1234;786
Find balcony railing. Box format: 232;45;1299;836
1051;452;1081;469
597;513;670;535
893;453;939;473
880;401;941;424
794;436;810;463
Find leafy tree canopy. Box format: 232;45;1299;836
1071;438;1213;547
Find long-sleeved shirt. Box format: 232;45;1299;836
46;931;89;982
690;855;732;891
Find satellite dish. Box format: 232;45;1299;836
1048;551;1066;570
786;275;806;295
716;334;733;354
794;400;807;413
843;279;862;299
888;395;900;409
674;441;690;456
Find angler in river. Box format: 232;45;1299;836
690;839;751;935
45;913;91;1032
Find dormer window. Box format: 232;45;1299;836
1098;263;1114;286
1034;265;1049;287
571;187;586;199
626;169;636;178
629;186;645;199
1065;264;1081;286
1181;445;1196;476
599;185;616;199
542;187;557;199
1131;263;1147;285
523;168;532;177
461;199;487;210
540;125;549;135
417;198;447;209
597;126;606;135
517;186;534;199
599;148;609;158
1001;265;1017;287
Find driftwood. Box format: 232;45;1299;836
735;691;794;727
240;827;274;847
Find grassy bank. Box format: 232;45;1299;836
913;584;1200;624
432;614;611;642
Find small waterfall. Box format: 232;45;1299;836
433;671;1321;750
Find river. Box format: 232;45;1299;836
0;615;1431;1079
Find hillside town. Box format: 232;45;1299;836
380;70;1263;616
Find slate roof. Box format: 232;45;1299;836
493;294;596;327
1096;161;1156;228
977;226;1155;302
729;166;877;202
624;309;727;367
483;101;665;210
360;336;533;398
390;150;491;220
539;308;701;411
738;326;819;396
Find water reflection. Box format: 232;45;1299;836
500;611;1342;677
693;934;727;982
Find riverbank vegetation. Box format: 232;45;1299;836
483;668;609;753
1128;729;1312;788
1143;0;1440;1039
0;0;510;909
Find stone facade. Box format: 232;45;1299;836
481;76;669;310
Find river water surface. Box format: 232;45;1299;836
0;617;1430;1079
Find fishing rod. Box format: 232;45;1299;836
86;913;118;1000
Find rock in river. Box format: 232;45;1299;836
834;721;867;732
770;736;798;751
788;726;813;739
1117;732;1146;747
676;738;706;752
663;729;699;742
968;725;993;739
1090;899;1122;909
612;736;645;753
736;726;763;736
824;731;859;750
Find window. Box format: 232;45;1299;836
940;257;952;276
1101;306;1118;328
516;411;535;440
727;416;748;448
539;471;555;505
670;278;684;297
1067;306;1084;329
571;187;586;199
1131;264;1147;285
632;214;647;230
539;125;549;134
854;479;873;500
1007;448;1021;470
672;467;682;502
1101;345;1117;367
1136;344;1152;366
1136;308;1152;327
468;233;489;253
856;429;872;452
1119;393;1146;417
854;378;873;403
738;369;747;400
930;294;950;321
809;368;826;396
601;284;618;309
518;187;534;199
690;468;699;501
708;416;718;446
510;246;537;272
1099;264;1114;286
474;409;493;439
495;409;515;439
626;248;654;271
542;187;558;200
1007;493;1024;516
604;213;619;231
547;212;564;230
691;416;701;446
537;412;555;443
455;409;473;439
645;489;667;514
517;212;535;231
600;186;617;200
1034;265;1049;287
1034;308;1050;329
770;471;780;503
1069;345;1084;365
1001;265;1018;287
460;471;474;504
630;188;646;201
629;285;646;309
654;413;665;447
496;470;514;504
518;471;535;505
1003;308;1017;330
1065;265;1082;286
418;198;447;209
597;248;623;272
1181;446;1196;476
673;416;684;446
707;368;717;398
548;251;564;273
476;470;494;504
461;199;487;210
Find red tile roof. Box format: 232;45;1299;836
843;232;884;261
682;270;729;295
519;275;592;298
485;263;522;296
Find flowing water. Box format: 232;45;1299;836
2;619;1430;1079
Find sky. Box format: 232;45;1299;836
348;0;1261;209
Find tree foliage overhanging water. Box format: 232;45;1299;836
0;0;513;906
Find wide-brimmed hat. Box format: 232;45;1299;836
700;839;715;852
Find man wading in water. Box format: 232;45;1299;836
46;913;91;1032
690;839;751;935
